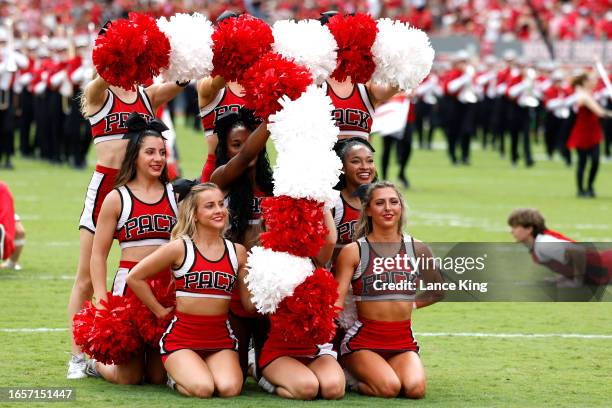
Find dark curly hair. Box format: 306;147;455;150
215;108;274;243
333;137;376;190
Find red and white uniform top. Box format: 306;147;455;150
249;188;266;225
441;68;464;97
88;86;155;144
332;194;361;247
352;235;419;302
322;81;375;139
199;86;245;137
172;236;239;299
530;230;576;277
114;183;178;249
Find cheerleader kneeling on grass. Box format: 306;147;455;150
334;181;444;398
127;182;250;398
88;113;178;385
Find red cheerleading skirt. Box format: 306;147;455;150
259;331;337;371
79;164;119;232
159;312;238;364
111;261;173;297
340;317;419;358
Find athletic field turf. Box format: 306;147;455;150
1;120;611;407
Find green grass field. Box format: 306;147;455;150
0;120;611;407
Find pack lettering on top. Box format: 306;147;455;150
338;219;357;244
182;270;236;293
123;214;176;239
213;104;242;122
104;112;154;133
332;108;371;130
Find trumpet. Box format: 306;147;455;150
4;19;18;73
458;65;478;104
518;68;539;108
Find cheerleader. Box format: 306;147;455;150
508;208;611;287
319;12;399;141
209;109;273;377
67;59;184;378
0;181;16;263
330;137;377;350
332;137;377;262
127;183;247;398
197;76;245;182
334;181;443;398
198;11;245;183
257;211;342;401
566;73;612;198
88;113;178;384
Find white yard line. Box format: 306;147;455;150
416;332;612;339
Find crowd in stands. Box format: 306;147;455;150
1;0;611;43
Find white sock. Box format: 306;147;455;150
258;376;277;394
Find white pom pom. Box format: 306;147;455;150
245;247;314;314
337;287;358;330
269;85;339;154
272;20;337;85
371;18;435;91
273;148;342;203
157;13;214;83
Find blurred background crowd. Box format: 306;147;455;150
0;0;610;189
1;0;610;41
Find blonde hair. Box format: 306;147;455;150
171;183;223;241
353;181;406;240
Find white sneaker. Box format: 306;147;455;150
343;368;360;391
84;359;101;378
257;376;277;394
0;260;21;271
247;348;257;379
556;278;583;288
166;374;176;391
66;354;87;379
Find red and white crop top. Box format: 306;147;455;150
332;194;361;247
89;86;155;144
322;81;375;139
199;86;245;137
173;236;239;299
114;183;178;249
352;235;420;301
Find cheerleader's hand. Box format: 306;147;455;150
93;293;108;310
155;306;174;320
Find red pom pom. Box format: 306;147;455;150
129;276;176;348
270;268;339;344
93;13;170;90
327;13;377;83
241;52;312;119
72;294;142;365
260;196;327;258
211;14;273;82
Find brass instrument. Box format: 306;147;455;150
458;65;477;104
518;68;539;108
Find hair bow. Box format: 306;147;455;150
123;112;169;141
172;178;199;202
